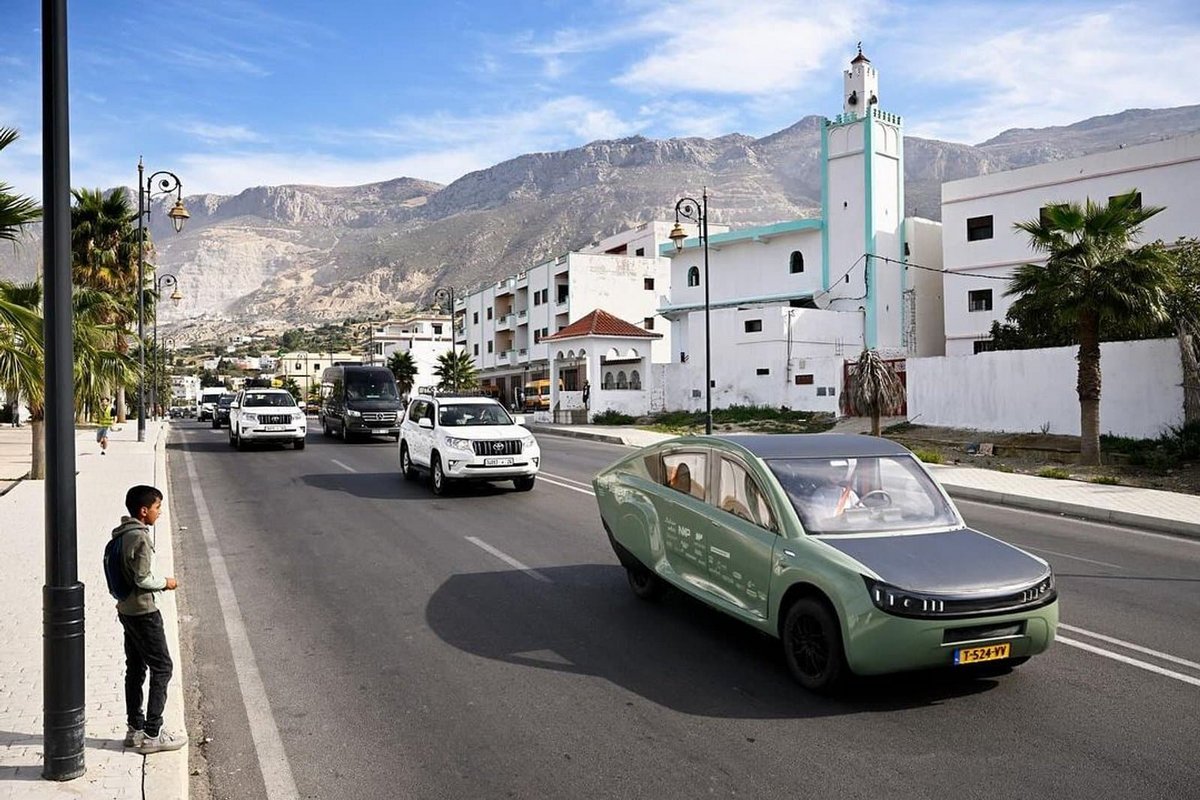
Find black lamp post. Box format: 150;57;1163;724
135;160;189;441
669;188;712;435
151;274;182;418
433;286;460;389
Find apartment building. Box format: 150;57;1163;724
364;314;453;394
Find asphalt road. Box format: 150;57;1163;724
167;421;1200;800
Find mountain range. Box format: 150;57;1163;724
3;104;1199;339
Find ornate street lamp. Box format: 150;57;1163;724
669;188;712;435
135;160;188;441
152;274;181;419
433;286;461;389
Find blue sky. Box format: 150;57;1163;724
2;0;1199;197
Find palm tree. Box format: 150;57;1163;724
1011;191;1173;465
840;348;905;436
388;350;418;397
1166;237;1200;424
0;128;40;241
70;187;145;422
433;349;477;392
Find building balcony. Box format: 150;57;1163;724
495;278;516;296
497;349;512;363
496;314;513;331
516;309;528;323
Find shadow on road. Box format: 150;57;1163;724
302;471;530;501
425;563;1002;719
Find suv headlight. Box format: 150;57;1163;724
521;435;537;449
444;436;474;451
242;412;258;422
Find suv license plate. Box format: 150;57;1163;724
954;642;1011;665
484;457;514;466
265;425;287;431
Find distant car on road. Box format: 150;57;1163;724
592;434;1058;693
198;387;226;421
228;388;307;450
211;393;237;429
399;393;539;494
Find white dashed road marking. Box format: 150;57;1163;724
331;459;357;473
465;536;552;583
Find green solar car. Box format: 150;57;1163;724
592;434;1058;693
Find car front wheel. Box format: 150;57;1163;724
294;438;306;450
430;454;447;495
782;596;848;694
400;444;417;481
513;476;535;492
228;427;237;448
626;564;664;601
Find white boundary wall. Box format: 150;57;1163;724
908;338;1183;439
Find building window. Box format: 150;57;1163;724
557;286;569;304
313;363;320;371
533;330;540;344
744;319;763;333
635;247;645;256
756;368;770;376
533;293;540;307
966;215;994;241
644;317;654;330
432;324;443;335
687;266;700;287
474;344;479;355
542;327;549;339
630;370;642;390
616;371;628;389
1038;205;1060;227
790;251;804;274
295;362;302;370
974;340;996;354
487;307;493;320
795;374;814;385
473;311;479;324
644;277;655;290
487;341;493;353
968;289;993;312
1109;191;1142;209
603;371;615;390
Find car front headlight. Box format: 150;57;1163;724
242;412;258;422
345;409;362;417
862;572;1056;619
444;436;474;451
521;435;537;449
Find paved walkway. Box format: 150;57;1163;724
529;423;1200;539
0;421;187;799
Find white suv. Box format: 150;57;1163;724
399;394;540;494
229;388;307;450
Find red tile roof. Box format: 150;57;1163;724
543;309;663;341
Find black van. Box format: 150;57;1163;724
318;365;403;441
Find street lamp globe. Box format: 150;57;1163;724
167;199;189;233
668;222;687;253
169;286;183;307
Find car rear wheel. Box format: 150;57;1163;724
400;444;417;481
341;421;351;442
513;476;536;492
211;418;220;429
294;438;306;450
228;428;237;448
782;597;848;694
430;454;448;495
625;564;664;601
323;419;331;437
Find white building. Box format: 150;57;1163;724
660;48;943;414
170;375;201;405
276;351;362;398
941;130;1200;356
457;222;708;411
364;314;453;396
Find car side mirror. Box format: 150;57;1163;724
514;414;526;426
418;417;433;430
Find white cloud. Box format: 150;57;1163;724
614;0;878;95
902;9;1200;143
175;121;266;144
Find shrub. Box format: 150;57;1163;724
913;448;943;464
995;464;1016;473
591;410;636;426
1090;475;1121;485
1036;466;1071;479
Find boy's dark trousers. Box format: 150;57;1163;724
118;610;173;737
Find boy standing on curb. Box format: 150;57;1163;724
112;485;187;754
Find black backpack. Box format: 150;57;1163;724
103;534;134;601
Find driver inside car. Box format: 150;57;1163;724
806;460;860;521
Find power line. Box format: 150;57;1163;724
871;253;1015;281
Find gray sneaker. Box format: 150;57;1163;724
137;728;188;754
123;727;145;748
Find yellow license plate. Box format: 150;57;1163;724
954;642;1011;665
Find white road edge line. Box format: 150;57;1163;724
331;459;357;473
538;476;595;496
465;536;553;583
1059;623;1200;671
954;498;1200;546
182;447;301;799
539;471;593;488
1023;546;1124;569
1056;635;1200;688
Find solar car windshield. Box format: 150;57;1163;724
767;455;959;535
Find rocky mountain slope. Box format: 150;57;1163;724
4;105;1198;333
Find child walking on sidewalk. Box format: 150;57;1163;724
95;401;113;455
111;485;187;753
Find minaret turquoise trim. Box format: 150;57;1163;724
897;123;907;353
820;121;830;290
863;109;877;349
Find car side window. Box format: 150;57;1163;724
423;402;436;425
407;400;423;420
661;452;707;502
718;457;777;532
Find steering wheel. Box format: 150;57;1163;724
857;490;893;508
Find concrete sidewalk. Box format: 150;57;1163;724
529;423;1200;538
0;421;187;799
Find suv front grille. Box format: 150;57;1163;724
472;440;522;456
259;414;292;425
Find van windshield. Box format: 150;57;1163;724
346;373;398;400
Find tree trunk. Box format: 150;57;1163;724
870;411;881;436
1177;321;1200;425
1076;313;1102;466
116;385;127;423
29;417;45;480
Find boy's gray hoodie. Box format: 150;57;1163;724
112;516;166;616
